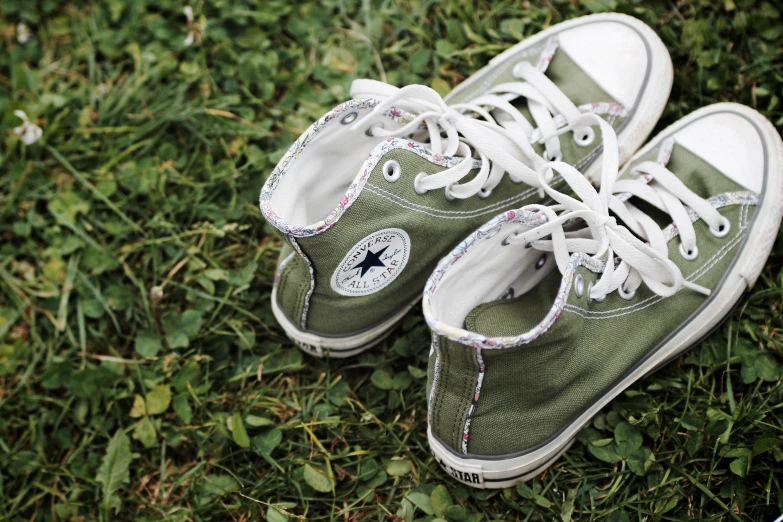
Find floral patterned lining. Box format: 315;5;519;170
536;37;559;71
287;235;315;328
427;332;440;424
461;349;485;454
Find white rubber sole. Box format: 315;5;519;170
428;103;783;489
447;12;673;183
271;286;419;358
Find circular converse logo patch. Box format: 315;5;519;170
330;228;411;296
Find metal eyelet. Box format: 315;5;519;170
679;243;699;261
574;274;585;298
444;184;456;202
382;160;401;182
414;172;428;195
340;112;358;124
512;62;526;78
477;187;492;199
618;285;636;300
544;150;562;162
709;217;731;238
535;254;546;269
573;127;595;147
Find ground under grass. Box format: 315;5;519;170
1;0;782;520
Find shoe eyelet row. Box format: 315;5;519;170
573;127;595;147
383;160;401;182
535;254;546;269
386;166;497;201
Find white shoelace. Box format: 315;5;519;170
348;67;594;199
506;122;722;300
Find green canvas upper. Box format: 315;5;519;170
268;42;632;336
426;133;763;457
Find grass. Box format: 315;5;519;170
1;0;782;520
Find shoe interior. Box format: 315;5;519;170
465;269;561;336
266;103;408;228
429;218;560;337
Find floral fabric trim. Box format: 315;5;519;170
535;37;559;72
663;191;758;242
259;98;418;238
461;349;485;454
287;235;315;329
427;332;440;424
655;137;674;166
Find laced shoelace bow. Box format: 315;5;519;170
347;57;593;200
506;115;716;300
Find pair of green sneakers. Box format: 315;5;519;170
260;14;783;488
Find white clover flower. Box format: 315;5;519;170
183;6;205;46
13;110;42;145
16;23;31;44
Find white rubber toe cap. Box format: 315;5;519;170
672;111;765;193
558;20;650;109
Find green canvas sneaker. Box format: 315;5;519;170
423;103;783;488
260;13;672;357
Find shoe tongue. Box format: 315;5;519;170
350;78;401;102
453;40;559;153
614;140;676;230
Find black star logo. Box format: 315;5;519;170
354;246;388;278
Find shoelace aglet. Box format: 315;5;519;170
683;280;711;297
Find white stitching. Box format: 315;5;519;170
365;181;546;216
364;185;545;220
